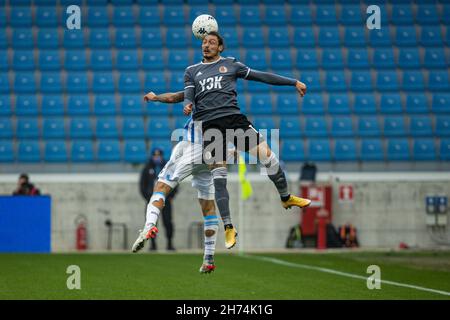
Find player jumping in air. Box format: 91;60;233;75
182;31;311;215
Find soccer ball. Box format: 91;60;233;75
192;14;219;40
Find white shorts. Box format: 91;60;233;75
158;141;214;200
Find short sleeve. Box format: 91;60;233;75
184;68;195;89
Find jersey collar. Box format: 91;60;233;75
200;56;224;65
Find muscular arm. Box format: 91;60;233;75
144;91;184;104
245;69;297;86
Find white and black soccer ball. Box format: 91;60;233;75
192;14;219;40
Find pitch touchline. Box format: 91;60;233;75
242;255;450;297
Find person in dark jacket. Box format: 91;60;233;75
13;173;41;196
140;148;177;251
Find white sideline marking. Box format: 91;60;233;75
242;255;450;297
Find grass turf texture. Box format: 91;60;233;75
1;251;449;300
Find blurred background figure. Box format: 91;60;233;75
12;173;40;196
140;148;177;251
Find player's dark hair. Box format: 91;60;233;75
207;31;225;52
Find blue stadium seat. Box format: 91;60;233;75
96;117;118;139
343;26;366;46
16;95;38;115
398;48;421;69
275;94;299;114
432;94;450;114
289;5;312;25
144;72;167;93
420;26;443;46
357;116;380;136
18;141;41;162
71;140;94;162
214;5;237;26
376;71;399;91
45;141;68;162
165;27;188;48
281;139;305;161
14;72;36;93
328;94;350;114
315;5;337;25
66;72;88;93
12;29;34;48
264;5;287;25
423;48;446;68
188;6;206;23
249;94;273;115
402;70;425;91
304;116;328;137
70;118;93;138
334;139;358;161
347;49;369;69
280;116;301;138
98;140;121;162
296;49;318;69
244;49;267;69
120;95;144;115
302;94;324;115
360;139;384;161
300;71;321;92
167;49;191;70
113;6;135;26
37;29;59;49
123;117;145;138
369;29;392;47
141;27;163;48
139;6;161;27
308;139;331;161
387;139;410;161
390;4;414;25
416;4;440;24
413;139;436;161
124;140;147;163
118;72;141;93
87;6;109;27
36;6;58;27
92;72;115;93
115;28;137;48
246;80;268;93
10;7;32;27
270;49;292;70
293;27;315;47
13;50;35;70
372;48;395;68
116;50;138;70
94;95;116;115
339;5;363;25
40;72;63;93
41;95;64;116
39;51;62;70
428;71;449;91
0;30;6;49
0;95;11;116
331;117;354;137
43;118;65;139
409;116;433;137
241;27;264;47
321;48;343;69
0;8;5;28
318;27;340;46
67;95;90;115
147;117;172;138
384;116;407;137
253;116;276;139
0;118;13;138
0;74;9;94
395;26;417;46
405;94;428;114
220;27;239;49
350;71;373;92
0;140;13;162
163;5;186;26
89;29;111;49
436;116;450;137
239;6;262;25
380;94;403;114
65;50;87;71
325;71;347;91
63;30;85;48
267;27;290;47
440;139;450;160
17;118;39;138
141;50;164;69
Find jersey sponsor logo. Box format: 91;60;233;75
199;76;223;92
219;66;228;73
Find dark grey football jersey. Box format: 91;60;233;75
184;57;250;122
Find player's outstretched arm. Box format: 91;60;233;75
143;91;184;103
245;69;307;97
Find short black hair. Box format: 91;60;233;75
19;173;29;181
206;31;225;52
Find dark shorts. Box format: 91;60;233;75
201;114;265;163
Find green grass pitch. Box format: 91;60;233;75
1;251;449;300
